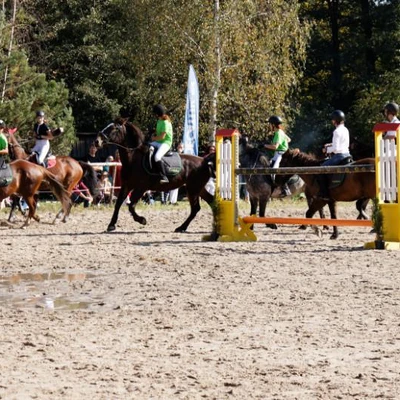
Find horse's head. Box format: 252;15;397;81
97;118;127;149
97;118;145;150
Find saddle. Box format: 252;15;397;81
29;152;57;168
323;156;354;189
142;148;183;177
0;156;13;187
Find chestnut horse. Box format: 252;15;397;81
7;131;98;222
0;160;71;227
279;149;375;239
96;118;215;232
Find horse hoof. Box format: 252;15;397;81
107;225;116;232
330;234;339;240
175;226;186;233
298;225;307;230
139;218;147;225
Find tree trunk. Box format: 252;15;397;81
210;0;220;143
327;0;342;107
1;0;17;104
360;0;376;76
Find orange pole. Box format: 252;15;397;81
242;216;372;227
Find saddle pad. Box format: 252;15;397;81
0;158;13;187
143;152;182;177
328;159;354;189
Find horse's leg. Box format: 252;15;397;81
248;196;258;230
305;198;327;237
175;192;201;233
260;195;277;230
21;196;38;228
7;195;20;222
127;188;147;225
107;187;130;232
327;201;339;239
356;198;370;220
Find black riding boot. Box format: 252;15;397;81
155;161;169;183
316;175;330;201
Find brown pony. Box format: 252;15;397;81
96;119;215;232
7;131;98;222
279;149;375;239
0;160;71;227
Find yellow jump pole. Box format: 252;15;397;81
214;129;256;241
365;122;400;250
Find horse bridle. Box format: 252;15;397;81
99;123;134;152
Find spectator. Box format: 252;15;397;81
97;171;113;204
84;142;103;172
71;181;93;208
110;149;122;196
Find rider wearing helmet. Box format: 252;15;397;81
382;102;400;139
317;110;352;200
31;110;54;166
150;104;173;183
0;119;9;157
264;115;292;197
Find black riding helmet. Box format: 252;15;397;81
383;102;399;115
268;115;283;126
331;110;345;123
153;104;167;117
36;110;45;117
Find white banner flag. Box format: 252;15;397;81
183;65;199;155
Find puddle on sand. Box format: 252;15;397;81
0;272;97;310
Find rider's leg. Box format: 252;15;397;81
154;143;170;183
272;152;291;197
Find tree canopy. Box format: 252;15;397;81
1;0;400;154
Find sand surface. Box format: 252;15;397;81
0;200;399;399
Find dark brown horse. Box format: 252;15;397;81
279;149;375;239
0;160;71;227
96;118;215;232
7;131;98;222
239;140;327;230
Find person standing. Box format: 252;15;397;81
31;110;54;166
317;109;352;200
150;104;173;183
382;102;400;139
264;115;291;197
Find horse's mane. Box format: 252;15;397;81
285;149;322;167
240;144;270;167
117;118;146;150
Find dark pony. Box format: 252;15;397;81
239;140;326;229
280;149;375;239
7;131;98;222
0;160;71;227
97;118;215;232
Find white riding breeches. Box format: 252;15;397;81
153;143;170;162
32;139;50;164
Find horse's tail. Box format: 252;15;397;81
41;168;72;217
78;161;99;197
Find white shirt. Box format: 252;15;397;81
326;124;350;154
384;116;400;139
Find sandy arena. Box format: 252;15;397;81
0;200;399;399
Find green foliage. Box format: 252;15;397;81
371;196;384;241
0;50;75;155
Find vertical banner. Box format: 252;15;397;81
183;65;199;155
